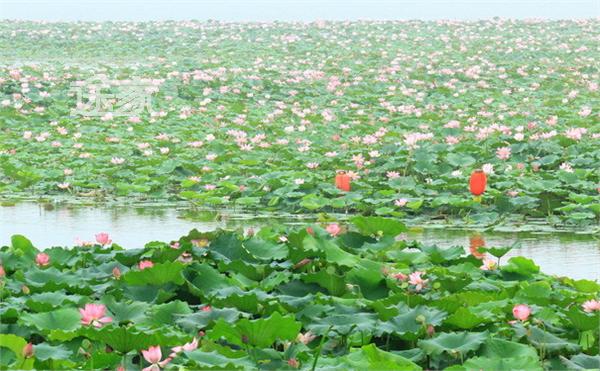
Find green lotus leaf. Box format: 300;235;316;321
23;268;89;292
210;288;263;313
420;245;464;264
101;296;150;324
19;308;81;332
513;325;580;353
308;237;360;268
461;356;542;371
515;281;552;306
378;305;447;338
176;307;242;332
481;246;512;259
308;312;377;336
480;338;539;360
301;269;347;296
560;354;600;370
346;259;388;300
571;279;600;293
11;235;37;259
242;238;288;260
443;307;488;330
501;257;540;277
78;325;190;353
25;291;83;312
32;343;72;361
139;300;192;327
208;312;301;348
418;331;488;357
259;271;291;291
208;233;258;263
350;216;407;236
184;350;249;369
340;344;423;370
565;309;600;332
122;261;186;286
82;351;122;370
184;263;237;297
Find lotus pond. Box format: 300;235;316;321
1;216;600;370
1;18;600;370
0;20;599;226
0;201;599;280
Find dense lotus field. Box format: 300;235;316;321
0;20;599;227
1;217;599;370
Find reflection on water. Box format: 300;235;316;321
1;202;598;280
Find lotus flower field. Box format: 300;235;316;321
0;20;599;228
1;218;600;370
0;19;599;370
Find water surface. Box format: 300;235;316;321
1;202;598;280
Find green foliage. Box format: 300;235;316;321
2;219;598;370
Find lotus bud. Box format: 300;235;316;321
22;342;34;358
21;285;30;294
293;258;311;270
288;358;299;368
426;324;435;337
112;266;121;279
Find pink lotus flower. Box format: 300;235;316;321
394;198;408;207
512;304;531;321
582;299;600;313
480;258;497;271
139;260;154;270
408;271;428;291
496;146;511;160
95;232;112;246
325;223;341;237
79;303;112;328
170;337;198;355
142;346;171;371
296;331;317;345
393;272;408;281
201;305;212;312
35;253;50;267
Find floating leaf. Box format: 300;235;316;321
418;331;488;357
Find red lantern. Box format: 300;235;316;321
335;171;351;192
469;170;487;196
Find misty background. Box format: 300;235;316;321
1;0;598;21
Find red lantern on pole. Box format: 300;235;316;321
335;171;351;192
469;169;487;197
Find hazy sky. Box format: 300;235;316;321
1;0;598;21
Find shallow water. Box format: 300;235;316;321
1;202;598;280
